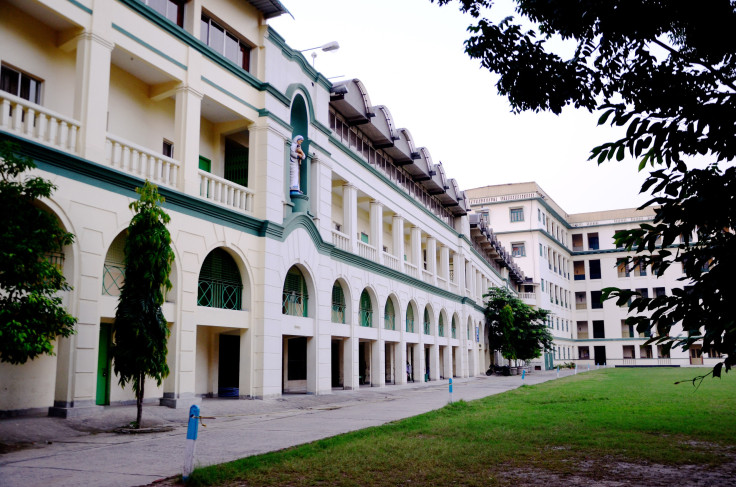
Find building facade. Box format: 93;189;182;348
466;182;723;370
0;0;527;416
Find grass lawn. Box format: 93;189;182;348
185;368;736;486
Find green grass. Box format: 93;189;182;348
187;369;736;486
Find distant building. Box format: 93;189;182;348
466;182;721;370
0;0;526;416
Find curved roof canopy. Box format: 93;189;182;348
330;79;375;126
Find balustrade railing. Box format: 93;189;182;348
199;170;254;214
404;261;418;279
106;134;180;188
383;251;400;271
332;230;350;252
436;275;447;289
422;269;433;284
357;240;377;262
519;292;536;300
282;291;307;317
1;93;80;154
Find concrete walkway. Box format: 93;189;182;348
0;370;572;487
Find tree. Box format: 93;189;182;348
111;181;174;428
433;0;736;377
0;142;76;365
484;287;552;366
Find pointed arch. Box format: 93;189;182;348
198;248;243;310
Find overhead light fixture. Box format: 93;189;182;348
299;41;340;67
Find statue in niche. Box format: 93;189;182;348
289;135;305;194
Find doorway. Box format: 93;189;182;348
689;345;703;365
96;323;112;406
218;334;240;397
331;339;343;388
594;346;607;366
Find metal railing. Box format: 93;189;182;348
423;322;430;335
199;279;242;310
384;314;395;330
406;318;414;333
438;324;444;337
199;170;254;214
1;92;80;154
282;291;307;317
331;304;346;323
106;134;180;188
102;263;125;296
359;309;373;327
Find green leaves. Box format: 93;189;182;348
0;142;77;365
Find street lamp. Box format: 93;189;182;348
299;41;340;67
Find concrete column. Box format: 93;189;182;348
74;32;113;163
239;328;252;397
174;87;203;194
369;200;383;264
392;214;404;272
343;337;358;390
410;226;422;271
343;184;358;254
374;339;384;387
430;344;440;381
453;252;464;289
440;245;450;284
426;237;437;285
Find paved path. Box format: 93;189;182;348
0;370;572;487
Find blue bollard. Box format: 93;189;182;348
183;405;200;482
448;377;453;404
521;369;526;382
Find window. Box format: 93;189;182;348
617;258;630;277
201;14;252;70
592;320;605;338
541;279;545;292
143;0;185;27
406;305;415;333
622;345;635;359
654;287;666;298
1;64;41;103
511;242;526;257
359;290;373;327
578;346;590;360
640;345;653;359
163;139;173;158
634;259;647;276
621;319;634;338
589;259;601;279
384;299;395;330
538;208;541;221
282;267;308;317
198;249;243;310
539;243;543;256
573;261;585;280
590;290;603;309
509;207;524;222
575;292;587;310
587;232;599;250
657;345;670;359
636;288;649;299
331;283;346;324
572;234;583;251
360;232;369;244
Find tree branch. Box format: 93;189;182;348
651;38;736;93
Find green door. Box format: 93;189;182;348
96;323;112;405
224;139;248;187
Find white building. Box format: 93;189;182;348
466;182;723;370
0;0;526;416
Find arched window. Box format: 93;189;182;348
452;316;457;339
331;282;346;323
103;233;126;296
359;290;373;327
406;304;414;332
198;248;242;310
283;267;308;317
423;308;430;335
438;314;445;337
384;299;395;330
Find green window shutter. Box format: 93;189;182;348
198;155;211;172
224;139;249;187
198;248;242;310
331;283;346;324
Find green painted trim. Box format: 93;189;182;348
308;139;331;157
266;27;332;92
112;23;187;71
258;109;292;132
68;0;92;14
475;196;573;230
201;76;259;113
4;133;487;309
116;0;290;107
573;337;650;343
493;228;570;253
283;84;333;139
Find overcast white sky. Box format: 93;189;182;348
270;0;655;215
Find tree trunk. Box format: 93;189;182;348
136;373;144;428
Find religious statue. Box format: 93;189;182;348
289;135;305;193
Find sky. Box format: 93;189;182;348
270;0;655;215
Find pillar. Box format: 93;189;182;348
392;214;405;272
174;86;203;194
370;200;383;264
343;184;357;254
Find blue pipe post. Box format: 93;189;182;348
521;368;526;383
448;377;453;404
183;404;200;482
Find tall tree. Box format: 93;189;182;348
0;142;76;365
433;0;736;376
484;287;552;366
111;181;174;428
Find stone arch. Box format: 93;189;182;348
198;247;245;311
102;230;128;298
330;277;352;324
423;303;435;335
451;312;459;339
282;264;311;317
405;299;418;333
358;286;377;328
438;309;449;337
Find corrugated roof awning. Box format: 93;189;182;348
248;0;291;18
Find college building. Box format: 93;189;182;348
0;0;531;416
465;182;724;370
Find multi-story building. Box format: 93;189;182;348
466;182;723;370
0;0;526;416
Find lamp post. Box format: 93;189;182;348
299;41;340;67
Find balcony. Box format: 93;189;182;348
422;269;433;284
332;229;350;252
404;261;419;279
519;292;536;300
106;134;179;188
1;93;80;155
356;240;377;262
436;275;447;289
383;251;400;271
198;170;254;214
